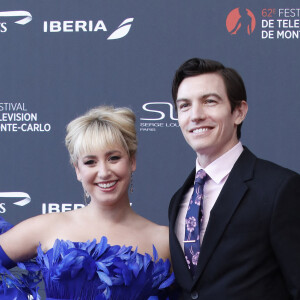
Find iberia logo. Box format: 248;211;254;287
226;8;256;35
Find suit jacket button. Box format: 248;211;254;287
191;291;198;299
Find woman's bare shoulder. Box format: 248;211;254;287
0;212;64;261
136;218;170;260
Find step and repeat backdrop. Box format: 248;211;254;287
0;0;299;226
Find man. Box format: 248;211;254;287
169;58;300;299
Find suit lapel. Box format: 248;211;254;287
192;148;256;285
169;169;195;289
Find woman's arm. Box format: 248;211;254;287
0;214;49;264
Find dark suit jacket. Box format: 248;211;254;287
169;147;300;300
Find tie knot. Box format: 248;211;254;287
195;169;207;185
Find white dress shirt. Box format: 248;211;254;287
175;142;244;251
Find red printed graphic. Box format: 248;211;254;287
226;8;256;35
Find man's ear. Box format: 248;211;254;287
234;100;248;125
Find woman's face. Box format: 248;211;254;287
75;144;136;206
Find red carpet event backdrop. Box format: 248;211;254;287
0;0;299;225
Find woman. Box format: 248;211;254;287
0;106;174;299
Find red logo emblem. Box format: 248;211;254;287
226;8;256;35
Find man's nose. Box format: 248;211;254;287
191;102;206;122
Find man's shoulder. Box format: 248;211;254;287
240;146;299;178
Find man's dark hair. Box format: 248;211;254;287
172;58;247;139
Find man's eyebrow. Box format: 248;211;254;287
176;98;189;103
176;93;222;102
202;93;222;100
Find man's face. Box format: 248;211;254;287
176;73;247;166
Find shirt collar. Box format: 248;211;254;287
196;142;244;184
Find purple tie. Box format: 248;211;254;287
184;169;207;275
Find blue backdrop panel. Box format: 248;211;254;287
0;0;299;226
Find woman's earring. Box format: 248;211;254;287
130;173;134;193
84;189;90;205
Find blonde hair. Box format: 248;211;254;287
65;106;137;165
